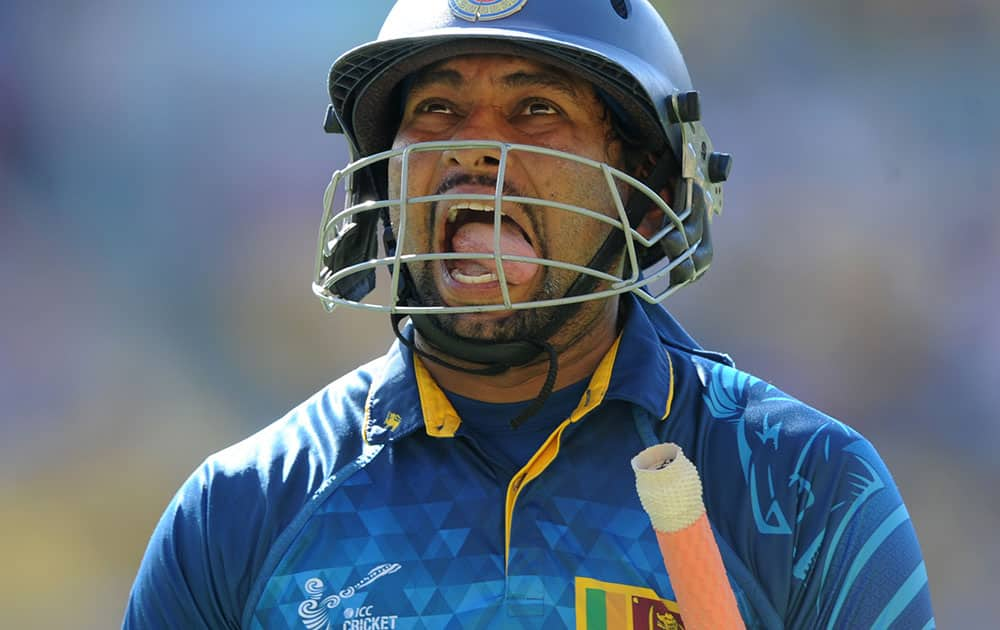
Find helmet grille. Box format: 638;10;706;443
610;0;630;19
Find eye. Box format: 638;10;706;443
417;100;455;115
519;100;560;116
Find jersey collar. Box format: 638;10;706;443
363;295;686;445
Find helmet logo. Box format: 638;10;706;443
449;0;528;22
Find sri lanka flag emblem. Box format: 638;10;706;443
575;576;685;630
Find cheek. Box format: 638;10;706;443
387;133;420;198
387;158;403;199
387;153;438;252
388;148;438;199
526;159;619;253
528;156;587;202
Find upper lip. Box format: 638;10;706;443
434;185;534;252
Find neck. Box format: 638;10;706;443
416;297;621;402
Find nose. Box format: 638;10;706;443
441;105;504;171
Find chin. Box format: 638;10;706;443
439;312;521;341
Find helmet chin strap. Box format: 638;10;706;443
389;147;678;429
390;283;561;429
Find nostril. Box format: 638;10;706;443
444;148;501;169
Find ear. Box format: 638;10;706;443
635;184;672;239
625;150;674;239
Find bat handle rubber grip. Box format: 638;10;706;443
632;443;745;630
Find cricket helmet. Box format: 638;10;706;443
314;0;731;323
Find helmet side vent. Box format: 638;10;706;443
610;0;630;19
330;41;429;131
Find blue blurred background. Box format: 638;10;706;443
1;1;997;627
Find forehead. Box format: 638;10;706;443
407;53;595;96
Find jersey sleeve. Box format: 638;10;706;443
689;357;935;628
123;463;243;630
784;430;935;629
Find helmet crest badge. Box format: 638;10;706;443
449;0;528;22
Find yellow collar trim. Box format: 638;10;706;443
663;349;675;420
412;329;625;439
362;385;374;444
504;334;624;570
408;331;675;571
414;355;462;437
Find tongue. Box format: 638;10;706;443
450;220;539;284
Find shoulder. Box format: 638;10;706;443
193;355;385;555
124;357;384;628
687;353;874;477
667;352;932;624
207;357;378;487
680;352;883;517
646;308;932;625
644;301;875;494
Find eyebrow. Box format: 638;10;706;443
408;67;582;100
409;68;465;92
502;70;580;99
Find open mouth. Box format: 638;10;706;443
441;201;539;286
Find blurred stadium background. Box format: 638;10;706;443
1;1;997;627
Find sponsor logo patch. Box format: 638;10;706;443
575;576;685;629
449;0;528;22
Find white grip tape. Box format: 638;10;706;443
631;443;705;534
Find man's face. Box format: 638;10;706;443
388;54;626;345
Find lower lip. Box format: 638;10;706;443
438;261;524;306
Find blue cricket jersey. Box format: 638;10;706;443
124;297;934;628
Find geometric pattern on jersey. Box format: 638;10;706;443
124;297;934;629
248;412;716;629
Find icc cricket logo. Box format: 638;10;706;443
297;564;402;630
449;0;529;22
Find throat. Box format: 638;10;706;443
444;377;590;466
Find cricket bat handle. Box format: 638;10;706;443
632;443;745;630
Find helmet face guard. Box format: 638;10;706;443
317;0;730;317
313;107;724;314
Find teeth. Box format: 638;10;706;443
447;202;502;223
450;269;498;284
